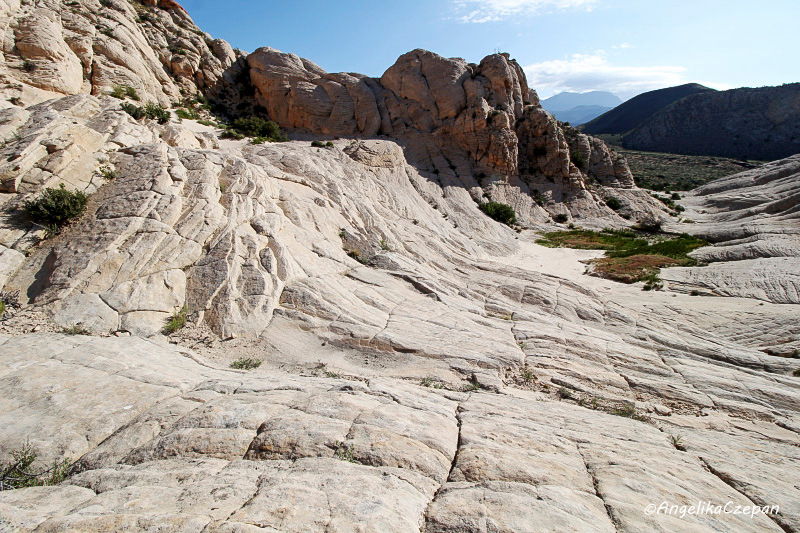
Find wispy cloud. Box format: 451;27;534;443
523;51;688;99
454;0;597;23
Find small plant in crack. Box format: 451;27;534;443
462;375;486;393
332;441;361;464
517;341;527;350
793;368;800;377
420;377;445;389
230;357;262;370
163;305;188;334
98;164;117;180
670;434;686;452
0;440;72;490
379;239;392;251
519;367;535;385
557;386;575;400
61;324;90;336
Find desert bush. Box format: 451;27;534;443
230;357;262;370
553;213;569;223
175;108;199;120
311;140;325;147
121;102;170;124
0;441;71;490
479;201;516;225
23;184;88;232
228;117;287;142
605;197;622;211
109;85;140;100
570;150;587;170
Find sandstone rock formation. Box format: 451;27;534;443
244;47;662;224
662;154;800;303
0;0;239;107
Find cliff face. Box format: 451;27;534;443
0;1;665;226
0;0;239;106
622;83;800;161
244;47;658;223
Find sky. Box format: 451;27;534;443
179;0;798;101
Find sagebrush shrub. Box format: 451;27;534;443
23;184;88;231
479;202;516;225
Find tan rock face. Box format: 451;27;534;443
245;47;656;223
0;0;238;106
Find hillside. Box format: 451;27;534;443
0;1;799;532
581;83;715;135
623;83;800;160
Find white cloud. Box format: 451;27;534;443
523;51;688;99
454;0;597;23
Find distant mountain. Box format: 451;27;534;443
623;83;800;161
549;105;614;126
581;83;715;135
541;91;622;112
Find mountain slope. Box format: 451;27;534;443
581;83;715;135
623;83;800;160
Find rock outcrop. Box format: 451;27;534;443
244;47;660;224
662;154;800;303
0;0;239;107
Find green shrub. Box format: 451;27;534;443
553;213;569;223
23;184;88;232
230;357;262;370
605;197;622;211
250;136;266;145
479;201;516;225
163;305;187;334
62;325;90;335
22;60;35;72
570;150;586;170
220;129;246;140
325;141;334;147
121;102;145;120
793;368;800;377
311;140;325;147
175;108;199;120
0;441;71;490
98;164;117;180
144;102;170;124
228;117;287;142
121;102;170;124
109;85;140;100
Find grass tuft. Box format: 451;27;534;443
163;305;187;334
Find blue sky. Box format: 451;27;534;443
179;0;798;100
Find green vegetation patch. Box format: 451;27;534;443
537;228;706;284
121;102;170;124
230;357;262;370
23;184;88;235
478;201;516;225
226;117;288;142
1;441;71;490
